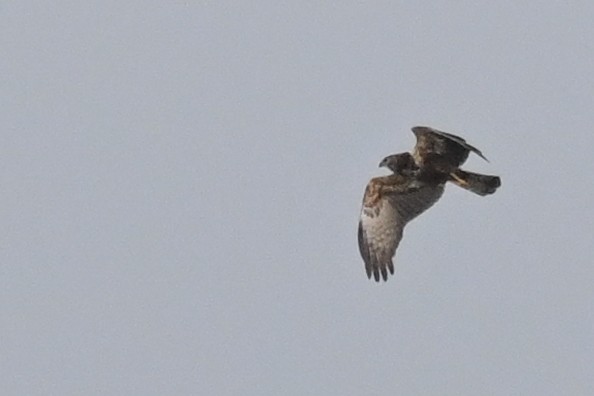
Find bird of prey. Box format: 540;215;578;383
358;126;501;282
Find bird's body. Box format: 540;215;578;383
358;126;501;282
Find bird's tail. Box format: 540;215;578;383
449;169;501;196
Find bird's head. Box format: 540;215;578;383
379;152;418;174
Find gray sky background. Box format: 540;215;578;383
2;2;594;395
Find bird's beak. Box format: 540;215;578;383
378;158;388;168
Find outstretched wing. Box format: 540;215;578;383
358;176;444;282
411;126;488;169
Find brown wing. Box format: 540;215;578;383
358;175;444;282
411;126;488;171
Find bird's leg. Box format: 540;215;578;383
449;172;468;186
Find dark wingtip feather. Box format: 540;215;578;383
373;269;380;282
380;267;388;281
468;145;489;162
359;221;374;279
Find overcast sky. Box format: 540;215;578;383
2;2;594;395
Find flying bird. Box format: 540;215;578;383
358;126;501;282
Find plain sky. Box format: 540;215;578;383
2;2;594;395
